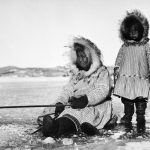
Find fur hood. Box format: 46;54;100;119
69;37;102;78
120;10;149;44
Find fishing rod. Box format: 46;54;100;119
0;104;70;109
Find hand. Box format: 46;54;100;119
37;102;64;125
55;102;65;117
37;106;55;126
43;106;55;115
114;66;119;72
114;66;119;77
68;95;88;109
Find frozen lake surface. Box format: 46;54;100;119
0;77;150;150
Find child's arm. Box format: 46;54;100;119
115;45;124;68
145;43;150;74
114;45;124;78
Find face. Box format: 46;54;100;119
129;24;139;40
74;44;91;71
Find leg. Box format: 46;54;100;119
56;117;77;137
135;98;147;136
42;115;58;137
81;122;99;136
121;97;134;132
42;116;77;138
104;114;118;130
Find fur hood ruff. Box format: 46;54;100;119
120;10;149;44
69;37;102;78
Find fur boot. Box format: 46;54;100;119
135;99;147;135
42;116;76;138
121;98;134;132
81;122;99;136
56;117;77;137
42;115;58;137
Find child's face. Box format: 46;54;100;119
75;45;91;71
129;24;139;40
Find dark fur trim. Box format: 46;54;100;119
74;43;85;52
70;36;103;77
124;38;149;46
74;37;102;59
120;10;149;43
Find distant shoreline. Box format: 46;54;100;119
0;76;69;82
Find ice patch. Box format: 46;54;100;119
111;131;125;139
0;124;33;147
62;138;73;145
125;141;150;150
42;137;55;144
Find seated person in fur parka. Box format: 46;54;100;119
113;10;150;136
37;37;114;137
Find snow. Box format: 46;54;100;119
42;137;55;144
111;131;126;139
0;77;150;149
0;124;34;147
62;138;73;145
124;141;150;150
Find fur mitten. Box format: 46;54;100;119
68;95;88;109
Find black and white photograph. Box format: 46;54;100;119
0;0;150;149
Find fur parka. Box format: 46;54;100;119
42;37;113;131
114;10;150;100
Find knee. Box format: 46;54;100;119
135;99;147;116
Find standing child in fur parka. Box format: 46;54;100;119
113;10;150;137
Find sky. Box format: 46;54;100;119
0;0;150;68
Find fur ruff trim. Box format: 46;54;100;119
70;37;102;77
120;10;149;43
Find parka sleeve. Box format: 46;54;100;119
115;45;124;68
145;43;150;73
86;69;111;106
55;82;73;105
41;82;73;115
